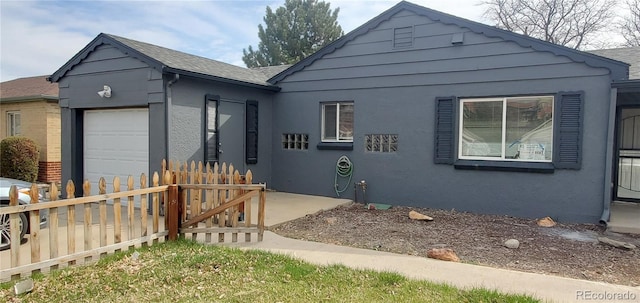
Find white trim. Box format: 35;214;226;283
458;95;554;163
6;111;20;136
321;101;354;142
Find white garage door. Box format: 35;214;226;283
84;109;149;204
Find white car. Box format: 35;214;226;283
0;177;49;251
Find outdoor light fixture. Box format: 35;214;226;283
97;85;112;98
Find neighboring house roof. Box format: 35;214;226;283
588;47;640;79
49;33;280;91
269;1;629;83
0;75;59;102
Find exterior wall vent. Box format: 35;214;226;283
451;32;464;45
394;26;414;48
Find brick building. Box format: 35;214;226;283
0;75;61;183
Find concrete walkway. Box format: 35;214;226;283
608;201;640;234
227;194;640;303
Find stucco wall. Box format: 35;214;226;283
169;77;275;185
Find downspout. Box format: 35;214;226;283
600;87;618;224
165;73;179;162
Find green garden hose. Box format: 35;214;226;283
334;155;353;197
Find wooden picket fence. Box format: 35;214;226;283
0;160;265;282
162;159;266;243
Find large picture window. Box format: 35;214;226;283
459;96;553;162
322;102;353;142
6;111;21;136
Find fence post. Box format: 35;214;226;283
9;186;20;269
167;184;180;241
29;183;41;268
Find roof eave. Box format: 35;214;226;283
165;67;281;92
612;79;640;90
0;95;59;103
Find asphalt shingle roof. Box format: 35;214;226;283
251;64;293;79
50;33;285;90
105;34;276;87
588;46;640;79
0;75;59;101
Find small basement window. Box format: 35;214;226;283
282;133;309;150
365;134;398;152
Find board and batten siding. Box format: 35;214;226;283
271;9;614;222
59;44;166;197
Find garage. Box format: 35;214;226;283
83;108;149;201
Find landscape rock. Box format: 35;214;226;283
325;217;337;225
504;239;520;249
598;237;636;250
14;278;34;295
427;248;460;262
537;217;556;227
409;210;433;221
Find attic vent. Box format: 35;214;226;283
394;26;413;48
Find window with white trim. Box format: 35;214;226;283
6;111;21;136
322;102;353;142
459;96;553;162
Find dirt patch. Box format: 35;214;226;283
271;203;640;287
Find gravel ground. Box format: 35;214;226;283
271;203;640;287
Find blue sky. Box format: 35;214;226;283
0;0;623;82
0;0;490;81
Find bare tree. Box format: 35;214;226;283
482;0;617;49
620;0;640;46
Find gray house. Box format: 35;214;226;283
50;1;638;223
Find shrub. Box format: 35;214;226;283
0;137;40;182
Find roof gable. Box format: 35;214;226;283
49;33;280;91
269;1;629;83
0;75;59;101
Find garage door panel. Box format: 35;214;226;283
84;109;149;206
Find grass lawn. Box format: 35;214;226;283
1;239;539;302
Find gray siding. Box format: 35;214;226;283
271;10;614;222
59;44;165;193
169;77;275;184
59;43;275;194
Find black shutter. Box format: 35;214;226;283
246;100;259;165
434;96;456;164
553;92;584;169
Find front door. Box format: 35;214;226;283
218;100;245;173
616;108;640;201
